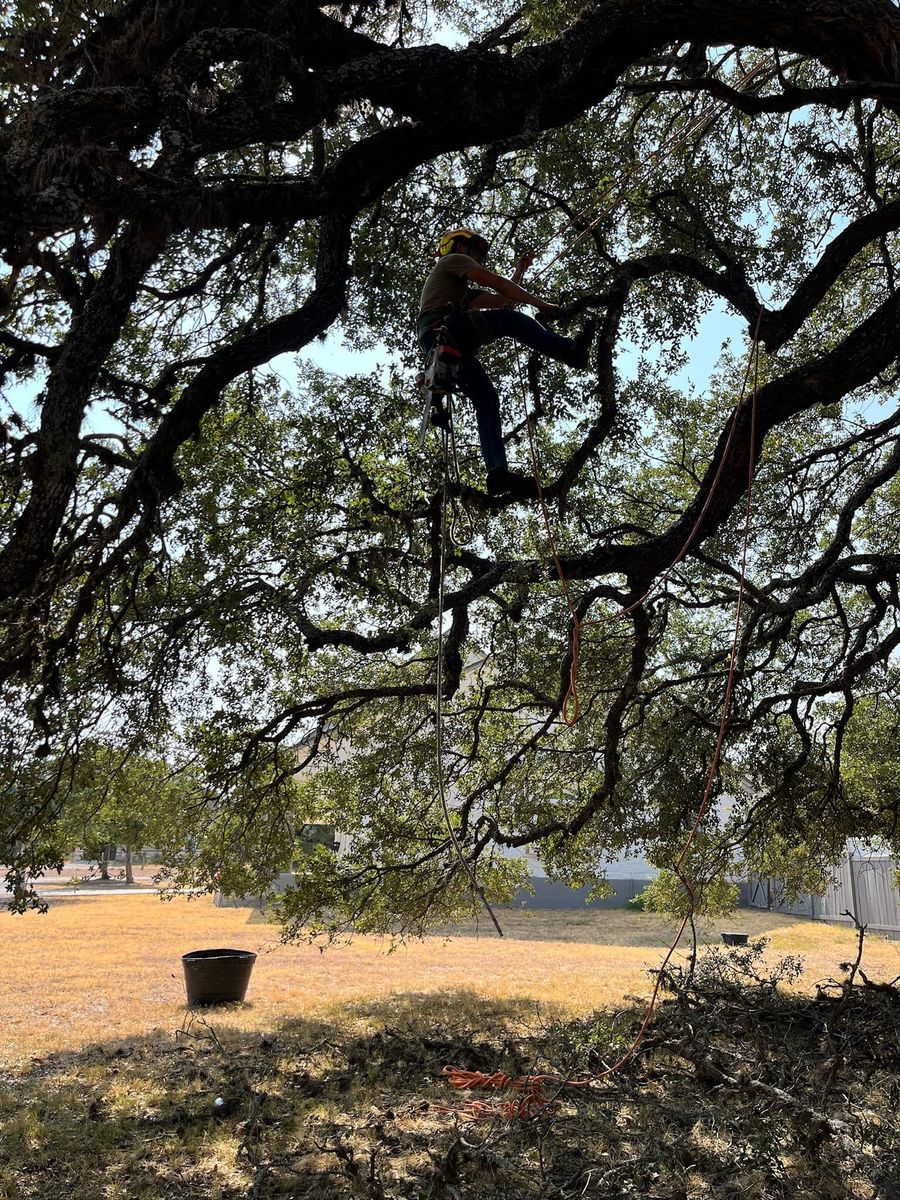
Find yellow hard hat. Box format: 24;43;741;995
435;229;489;260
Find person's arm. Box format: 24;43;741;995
464;264;558;313
470;251;536;307
510;251;535;285
470;251;539;310
469;292;514;310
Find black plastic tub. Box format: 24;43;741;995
720;931;750;947
182;948;257;1005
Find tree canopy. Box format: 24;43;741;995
3;0;900;925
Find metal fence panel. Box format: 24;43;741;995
748;851;900;937
745;877;815;917
818;859;855;922
853;857;900;932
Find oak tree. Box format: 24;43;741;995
3;0;900;925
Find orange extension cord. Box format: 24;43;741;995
438;323;763;1121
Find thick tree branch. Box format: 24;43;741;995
629;75;900;113
0;223;166;601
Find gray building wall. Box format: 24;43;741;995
511;875;650;909
216;872;657;910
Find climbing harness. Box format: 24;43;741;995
417;323;460;448
418;336;475;545
426;324;463;395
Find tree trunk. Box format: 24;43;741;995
124;844;134;885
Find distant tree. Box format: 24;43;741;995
53;743;186;886
82;835;117;883
3;1;900;926
634;869;740;922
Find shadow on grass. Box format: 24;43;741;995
0;991;546;1200
431;906;761;949
3;976;896;1200
244;903;753;948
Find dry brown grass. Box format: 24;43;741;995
3;898;899;1199
3;896;899;1065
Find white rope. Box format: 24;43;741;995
435;431;503;937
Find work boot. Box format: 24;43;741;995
567;317;597;368
486;466;538;498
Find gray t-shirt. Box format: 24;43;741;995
418;253;475;329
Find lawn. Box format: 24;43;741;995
3;898;899;1199
3;895;899;1064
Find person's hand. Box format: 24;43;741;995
514;250;536;276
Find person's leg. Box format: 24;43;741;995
419;326;536;494
456;356;507;473
476;308;593;367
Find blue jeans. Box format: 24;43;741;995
419;309;575;474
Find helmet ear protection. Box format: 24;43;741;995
436;229;490;261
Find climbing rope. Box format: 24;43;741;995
517;311;763;726
531;53;778;284
430;51;775;1117
443;394;476;547
491;49;777;725
433;408;503;938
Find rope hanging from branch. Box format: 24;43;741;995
439;322;763;1120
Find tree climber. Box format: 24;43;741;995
417;229;596;496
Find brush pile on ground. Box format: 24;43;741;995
2;940;898;1199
